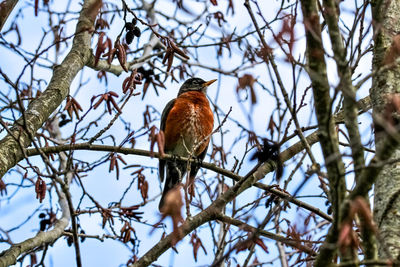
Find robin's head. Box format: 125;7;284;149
178;77;217;96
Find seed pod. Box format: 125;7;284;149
116;43;128;72
126;31;134;44
132;26;141;37
125;22;134;31
67;236;73;246
108;91;119;97
132;18;137;25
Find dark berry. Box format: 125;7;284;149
132;26;141;37
327;206;332;215
125;22;134;31
132;18;137;25
80;230;86;242
126;31;134;44
67;236;73;246
40;219;50;231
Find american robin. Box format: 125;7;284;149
158;77;216;211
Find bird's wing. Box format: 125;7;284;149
159;98;176;182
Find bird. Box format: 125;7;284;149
158;77;216;211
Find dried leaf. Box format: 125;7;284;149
255;238;269;253
237;74;257;104
159;187;184;245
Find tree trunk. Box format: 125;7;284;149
372;0;400;259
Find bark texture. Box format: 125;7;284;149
372;0;400;259
0;0;19;32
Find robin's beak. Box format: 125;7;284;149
203;79;217;87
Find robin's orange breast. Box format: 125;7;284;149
164;91;214;157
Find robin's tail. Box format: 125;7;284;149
158;162;186;211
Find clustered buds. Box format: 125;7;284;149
125;18;141;45
64;96;83;119
119;205;143;221
162;38;190;72
190;232;207;262
138;67;165;99
235;232;269;254
92;91;122;114
35;177;46;203
120;221;135;243
95;18;110;30
94;32;112;67
108;152;127;180
137;170;148;201
94;33;129;72
148;126;165;158
122;69;142;94
101;208;114;228
115;41;128;72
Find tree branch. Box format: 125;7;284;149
0;0;101;180
130;128;335;266
322;0;370;262
24;135;332;222
300;0;347;264
216;214;317;256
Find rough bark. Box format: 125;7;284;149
0;0;19;32
372;0;400;260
